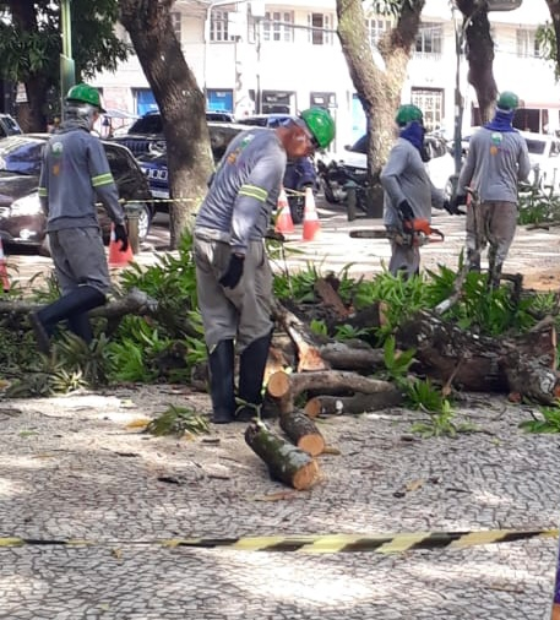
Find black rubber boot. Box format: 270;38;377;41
208;339;236;424
30;286;106;354
236;331;273;421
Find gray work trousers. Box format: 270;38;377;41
49;227;111;295
386;227;420;279
466;200;517;285
194;236;273;353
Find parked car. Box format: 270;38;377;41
236;113;293;128
0;134;155;254
113;111;246;157
0;114;22;138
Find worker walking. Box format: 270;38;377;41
380;104;459;278
194;109;336;424
30;84;128;354
452;91;531;288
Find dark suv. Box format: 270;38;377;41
113;111;245;158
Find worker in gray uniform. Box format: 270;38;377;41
381;104;459;278
30;83;128;354
452;91;531;288
194;108;336;424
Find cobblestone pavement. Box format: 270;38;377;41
0;388;558;619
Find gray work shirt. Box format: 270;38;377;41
195;128;286;255
38;122;125;232
380;138;445;228
457;127;531;204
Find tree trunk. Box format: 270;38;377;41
336;0;425;217
304;391;403;417
545;0;560;81
9;0;49;131
244;419;321;490
118;0;214;248
457;0;498;123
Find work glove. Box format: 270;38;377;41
114;223;129;252
443;199;465;216
219;254;245;289
265;229;285;242
397;200;415;231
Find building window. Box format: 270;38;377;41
366;18;391;47
262;11;294;43
171;12;181;39
517;29;540;57
211;10;235;42
411;88;444;133
308;13;333;45
415;22;442;56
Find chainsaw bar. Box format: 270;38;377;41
349;229;389;239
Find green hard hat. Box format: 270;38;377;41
395;104;423;127
299;107;336;149
66;83;106;113
497;91;519;111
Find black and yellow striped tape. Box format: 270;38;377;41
0;529;556;553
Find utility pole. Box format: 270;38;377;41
60;0;75;119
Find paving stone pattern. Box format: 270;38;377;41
0;388;558;619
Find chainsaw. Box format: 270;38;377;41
350;218;445;247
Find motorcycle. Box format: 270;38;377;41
317;159;372;220
283;156;318;224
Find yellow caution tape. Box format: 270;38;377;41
0;529;556;553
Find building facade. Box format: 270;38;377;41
94;0;560;149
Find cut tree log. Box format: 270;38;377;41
318;341;385;372
396;310;560;404
314;278;349;319
279;410;326;456
272;300;330;372
337;301;388;331
267;370;397;415
0;288;158;320
244;419;321;490
304;390;403;417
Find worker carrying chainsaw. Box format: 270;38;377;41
451;91;531;289
380;104;460;278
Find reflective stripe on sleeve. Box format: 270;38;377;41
238;184;268;202
91;172;115;188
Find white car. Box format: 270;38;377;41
322;133;456;195
518;131;560;190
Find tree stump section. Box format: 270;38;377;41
244;419;320;490
304;390;403;417
279;410;326;456
267;370;396;415
318;342;385;372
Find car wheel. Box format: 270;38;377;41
38;236;51;257
128;201;152;241
322;179;340;204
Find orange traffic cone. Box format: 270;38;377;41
108;224;134;267
0;238;10;292
302;187;321;241
275;187;295;234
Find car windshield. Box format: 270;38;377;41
128;114;163;134
525;139;547;156
0;136;45;175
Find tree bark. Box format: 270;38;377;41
118;0;214;248
545;1;560;81
244;419;321;490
